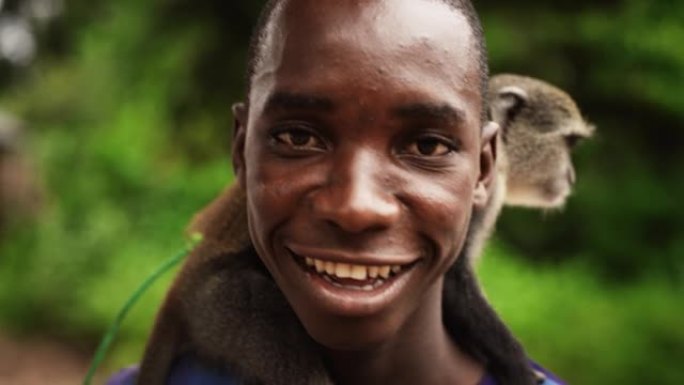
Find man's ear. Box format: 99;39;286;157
231;102;248;188
473;121;499;208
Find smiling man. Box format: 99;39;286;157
109;1;565;384
240;0;490;356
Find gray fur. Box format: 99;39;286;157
468;74;594;263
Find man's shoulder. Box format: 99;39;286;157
531;361;566;385
108;357;566;385
106;366;137;385
479;362;567;385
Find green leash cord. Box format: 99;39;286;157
82;234;202;385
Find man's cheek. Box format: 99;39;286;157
438;205;471;244
416;184;471;227
422;189;473;250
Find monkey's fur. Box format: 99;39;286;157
137;75;592;384
468;74;594;263
138;186;337;385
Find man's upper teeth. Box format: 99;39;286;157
304;257;402;280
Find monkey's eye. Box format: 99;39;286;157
405;135;454;157
272;127;326;151
565;134;583;149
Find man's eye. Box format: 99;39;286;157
406;136;453;157
273;129;324;150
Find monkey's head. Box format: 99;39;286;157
488;74;594;209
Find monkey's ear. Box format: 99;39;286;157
489;86;527;134
231;102;248;188
473;121;499;208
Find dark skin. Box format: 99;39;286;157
232;1;497;384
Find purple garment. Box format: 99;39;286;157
479;362;567;385
532;361;566;385
479;373;498;385
106;366;138;385
107;357;565;385
106;356;240;385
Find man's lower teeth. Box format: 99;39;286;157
321;273;386;291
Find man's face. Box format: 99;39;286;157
234;0;494;349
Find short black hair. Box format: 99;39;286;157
244;0;489;121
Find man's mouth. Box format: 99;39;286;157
304;256;406;291
282;244;423;317
287;247;415;292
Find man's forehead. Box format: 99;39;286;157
255;0;477;86
273;0;471;43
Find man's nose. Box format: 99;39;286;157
310;150;401;233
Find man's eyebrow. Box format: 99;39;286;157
263;91;335;114
392;102;466;125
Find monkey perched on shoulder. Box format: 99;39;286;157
491;74;594;208
467;73;595;262
136;74;593;384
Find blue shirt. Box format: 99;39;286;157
107;356;565;385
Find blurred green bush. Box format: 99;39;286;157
0;0;682;384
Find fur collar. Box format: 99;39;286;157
180;245;334;385
144;186;335;384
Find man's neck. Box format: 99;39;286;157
324;284;484;385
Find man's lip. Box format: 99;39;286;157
283;245;420;317
286;243;419;266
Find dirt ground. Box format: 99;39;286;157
0;332;93;385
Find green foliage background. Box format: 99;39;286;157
0;0;682;383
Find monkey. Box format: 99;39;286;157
491;74;595;208
466;73;595;263
137;186;336;385
130;74;592;385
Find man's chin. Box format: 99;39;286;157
298;311;399;352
